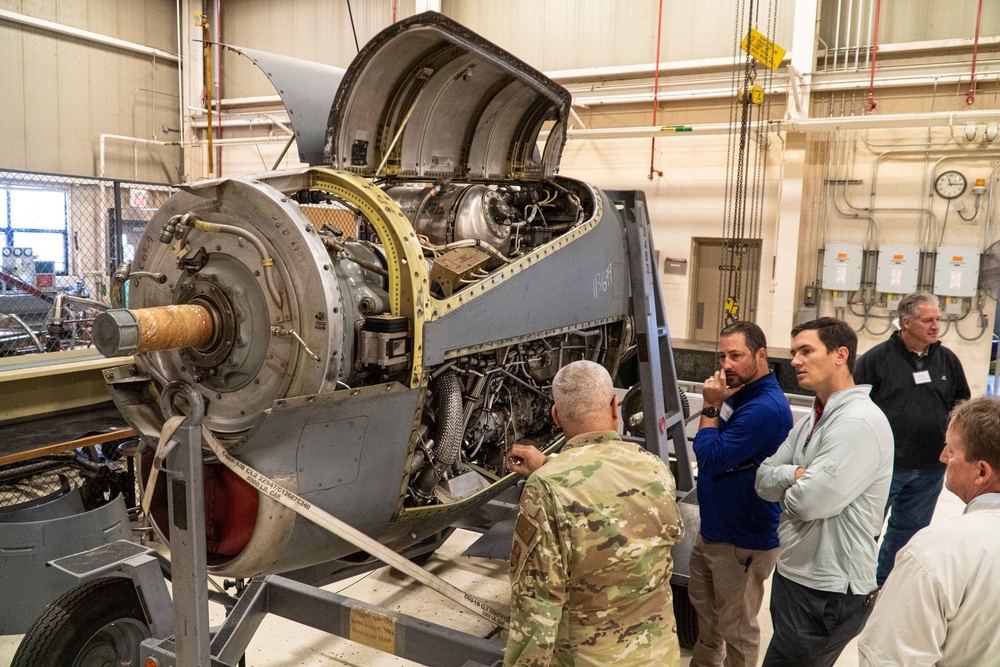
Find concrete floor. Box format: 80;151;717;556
0;483;968;667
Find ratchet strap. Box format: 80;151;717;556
201;426;509;629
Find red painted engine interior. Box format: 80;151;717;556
142;454;259;564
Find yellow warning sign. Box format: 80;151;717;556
741;29;786;71
349;607;396;653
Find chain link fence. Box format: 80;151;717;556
0;169;176;357
0;438;141;519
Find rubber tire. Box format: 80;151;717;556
672;582;699;650
11;577;150;667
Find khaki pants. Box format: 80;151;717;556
688;534;779;667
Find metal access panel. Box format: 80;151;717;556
934;246;980;297
876;245;920;294
822;243;863;291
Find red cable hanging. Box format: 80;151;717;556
967;0;984;107
865;0;882;113
648;0;665;180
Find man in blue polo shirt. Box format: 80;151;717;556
690;321;793;667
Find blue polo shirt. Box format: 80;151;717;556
693;372;793;550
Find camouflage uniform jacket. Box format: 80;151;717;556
504;430;684;667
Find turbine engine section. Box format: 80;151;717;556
406;330;607;507
89;13;646;580
386;184;515;256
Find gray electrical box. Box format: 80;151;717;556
1;247;35;293
876;245;920;295
934;246;980;297
822;243;863;291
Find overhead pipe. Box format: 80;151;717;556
0;9;178;61
852;0;866;71
832;0;843;71
843;0;854;72
648;0;665;180
865;0;882;112
967;0;985;106
211;58;1000;111
540;109;1000;141
176;0;186;182
196;12;215;176
99;132;291;179
212;0;223;174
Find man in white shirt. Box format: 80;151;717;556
755;317;893;667
858;395;1000;666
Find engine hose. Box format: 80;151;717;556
433;371;465;467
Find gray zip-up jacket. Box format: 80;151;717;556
755;385;893;595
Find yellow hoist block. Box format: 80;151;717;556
738;85;766;105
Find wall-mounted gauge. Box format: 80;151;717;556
934;170;967;199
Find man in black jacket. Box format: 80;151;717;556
854;291;970;586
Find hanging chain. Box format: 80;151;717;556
719;0;779;330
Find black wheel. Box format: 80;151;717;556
672;582;698;650
12;577;151;667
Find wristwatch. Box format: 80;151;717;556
701;405;720;418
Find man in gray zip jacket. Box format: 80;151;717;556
755;318;893;667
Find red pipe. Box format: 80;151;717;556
865;0;882;113
648;0;665;180
967;0;984;107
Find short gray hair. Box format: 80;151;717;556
551;360;614;425
898;291;939;321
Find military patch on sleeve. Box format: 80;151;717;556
510;512;542;579
510;540;522;569
515;512;539;546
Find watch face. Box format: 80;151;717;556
935;171;967;199
702;406;719;418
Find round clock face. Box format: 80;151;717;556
935;170;967;199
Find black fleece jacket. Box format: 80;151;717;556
854;331;970;470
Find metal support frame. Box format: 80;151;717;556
32;188;690;664
140;382;212;665
610;189;696;493
49;378;502;667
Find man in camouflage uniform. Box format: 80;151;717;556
504;360;684;666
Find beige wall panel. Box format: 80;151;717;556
22;31;62;171
0;0;178;178
219;0;404;99
219;133;308;176
56;39;92;173
144;0;179;52
559;134;781;342
0;24;28;166
442;0;793;69
22;0;57;20
87;45;121;175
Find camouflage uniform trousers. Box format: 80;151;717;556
504;430;684;666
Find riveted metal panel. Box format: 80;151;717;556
422;190;630;365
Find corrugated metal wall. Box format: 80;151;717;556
442;0;794;70
220;0;416;99
0;0;180;181
819;0;1000;49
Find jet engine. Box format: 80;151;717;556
92;13;639;579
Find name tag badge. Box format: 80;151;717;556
913;370;932;385
720;403;734;422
